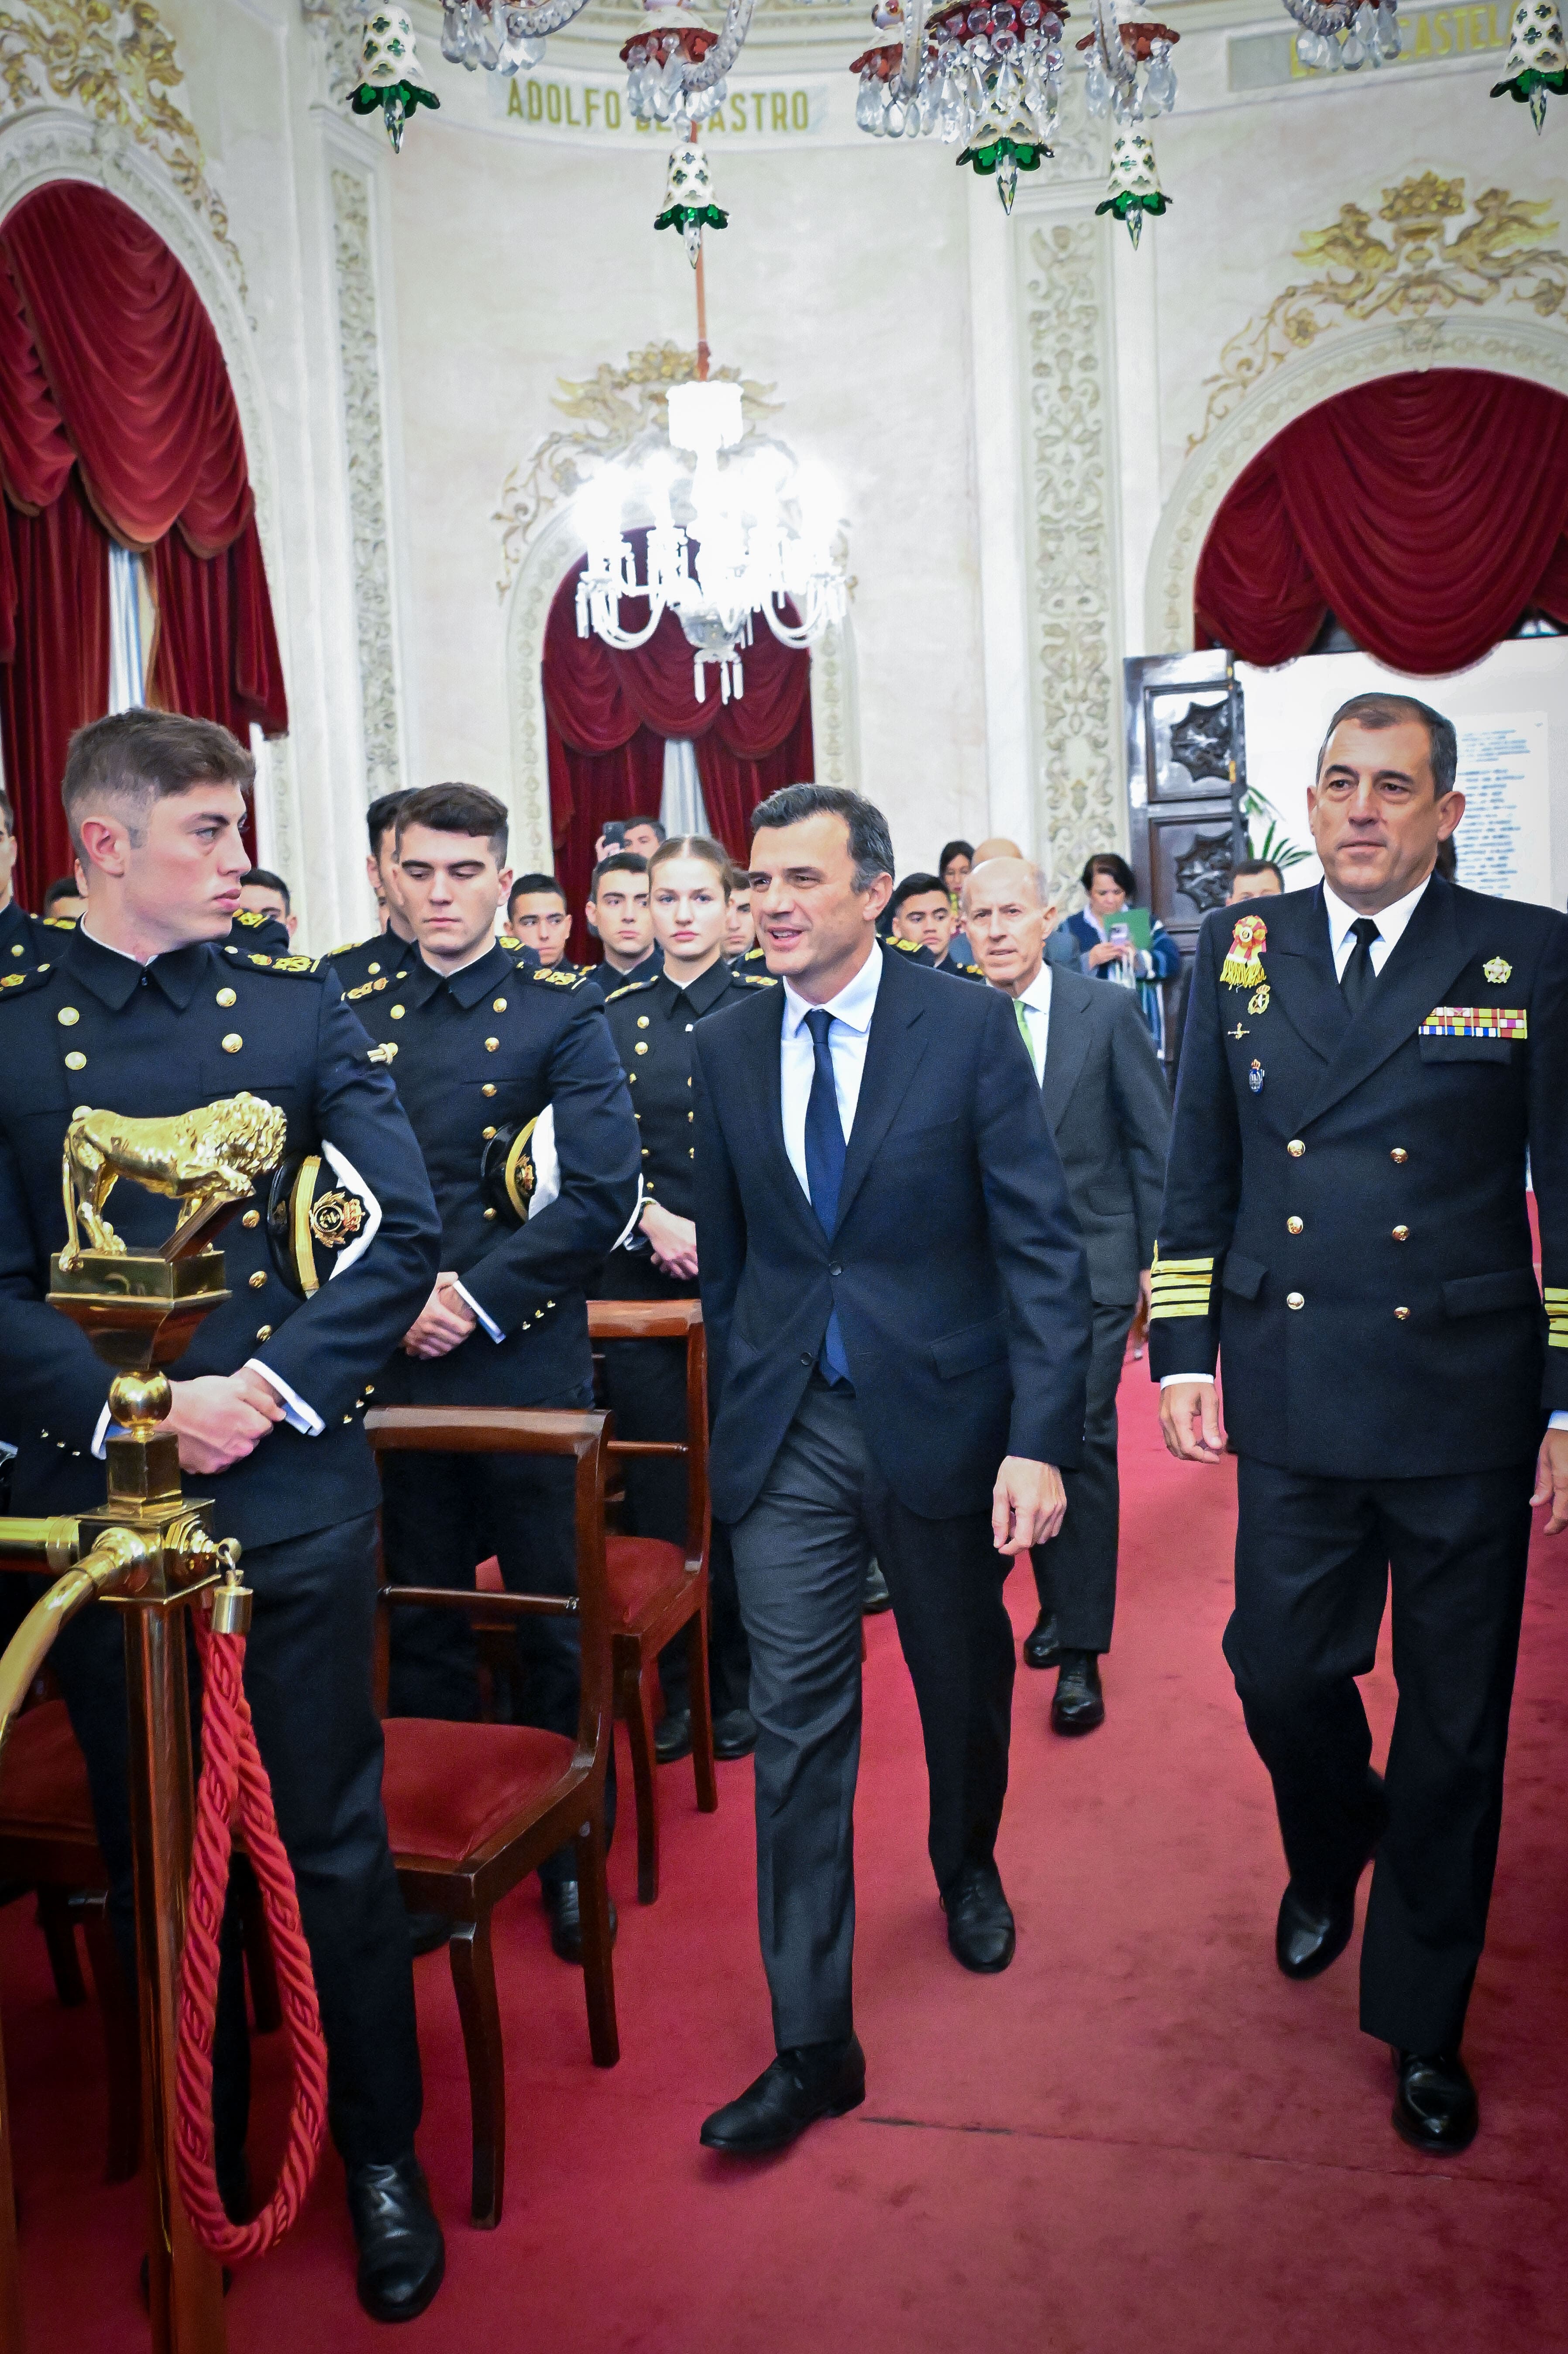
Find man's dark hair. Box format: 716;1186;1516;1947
589;850;649;895
620;816;666;843
1435;834;1458;881
1080;851;1135;898
508;872;566;914
42;875;81;913
241;865;290;914
750;784;894;892
889;871;948;918
0;786;12;836
937;839;973;880
1232;857;1282;893
394;782;508;862
366;787;416;858
1317;692;1458;798
62;708;253;854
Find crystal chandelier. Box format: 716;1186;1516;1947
1079;0;1179;243
1282;0;1402;76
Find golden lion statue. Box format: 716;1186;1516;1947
59;1094;289;1268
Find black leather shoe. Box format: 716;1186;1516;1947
1275;1880;1357;1979
1022;1611;1061;1670
699;2036;866;2153
712;1707;758;1760
543;1878;618;1965
863;1560;892;1615
404;1910;450;1958
1051;1650;1104;1734
654;1709;693;1764
1393;2048;1479;2153
942;1860;1016;1973
346;2153;445;2325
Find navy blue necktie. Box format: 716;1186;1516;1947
803;1007;852;1386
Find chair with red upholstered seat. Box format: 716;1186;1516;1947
365;1403;617;2229
588;1299;717;1906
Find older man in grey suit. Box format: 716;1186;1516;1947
964;857;1170;1734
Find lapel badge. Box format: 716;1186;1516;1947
1482;956;1511;985
1247;984;1270;1015
1226;1022;1249;1041
1248;1059;1265;1094
1221;914;1268;991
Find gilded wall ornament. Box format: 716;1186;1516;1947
0;0;244;293
1187;172;1568;453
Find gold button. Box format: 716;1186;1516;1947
635;1043;649;1056
242;1210;260;1229
482;1083;496;1098
485;1036;500;1052
1392;1225;1409;1242
492;997;508;1013
8;943;19;954
1394;1306;1410;1322
1287;1139;1305;1158
56;1006;79;1026
637;1016;650;1029
216;988;237;1007
390;1004;405;1019
64;1051;85;1070
368;962;381;975
220;1033;242;1053
255;1324;272;1341
249;1271;267;1289
482;1125;497;1139
688;1110;694;1121
483;1207;497;1221
364;1385;375;1396
1286;1216;1303;1235
1286;1291;1304;1310
642;1147;650;1157
1391;1147;1407;1163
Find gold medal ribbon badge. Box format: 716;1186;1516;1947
1220;914;1268;992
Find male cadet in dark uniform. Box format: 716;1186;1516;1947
0;709;447;2323
328;785;419;993
888;871;986;980
600;834;770;1760
355;784;641;1963
1155;692;1568;2155
506;871;592;978
0;785;80;964
581;850;664;1001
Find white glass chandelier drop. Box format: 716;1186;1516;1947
575;376;846;704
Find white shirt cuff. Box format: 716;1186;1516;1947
452;1279;505;1343
245;1359;324;1436
1159;1373;1212;1387
91;1402;111;1460
1550;1411;1568;1431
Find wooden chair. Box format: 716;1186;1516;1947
588;1299;717;1905
365;1404;618;2230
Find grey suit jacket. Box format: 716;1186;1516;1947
1034;964;1170;1308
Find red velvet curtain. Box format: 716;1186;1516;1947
0;181;286;906
543;550;814;957
1195;371;1568;675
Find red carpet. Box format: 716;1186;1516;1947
7;1364;1568;2351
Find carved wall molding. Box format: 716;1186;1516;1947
1148;312;1568;656
1021;211;1123;903
0;0;246;293
329;161;403;799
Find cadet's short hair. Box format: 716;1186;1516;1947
649;835;732;895
619;816;666;843
589;851;649;896
241;866;290;914
889;871;948;918
0;786;12;836
42;875;81;912
366;787;415;858
508;872;566;915
62;709;253;855
1081;851;1135;898
725;863;751;895
395;782;508;862
750;784;894;893
1317;692;1458;799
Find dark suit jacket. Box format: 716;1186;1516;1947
692;943;1091;1524
1150;876;1568;1476
1035;966;1170;1308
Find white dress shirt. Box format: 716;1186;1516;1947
1320;871;1431;979
779;943;884;1201
1001;960;1053;1085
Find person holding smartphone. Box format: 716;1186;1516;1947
1060;853;1180;1055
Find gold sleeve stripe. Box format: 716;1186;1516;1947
1149;1285;1214;1304
1151;1252;1215;1276
1148;1300;1214;1322
1544;1287;1568;1305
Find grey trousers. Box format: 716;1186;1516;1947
727;1380;1017;2048
1030;1295;1134;1653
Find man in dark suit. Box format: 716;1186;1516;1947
1155;691;1568;2155
0;709;446;2321
691;784;1090;2155
964;856;1169;1732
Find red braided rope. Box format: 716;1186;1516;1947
174;1614;330;2261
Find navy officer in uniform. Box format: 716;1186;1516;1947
327;785;419;993
1154;691;1568;2154
600;834;772;1763
354;784;641;1963
0;783;79;964
0;709;447;2321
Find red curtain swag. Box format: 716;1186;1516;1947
543;551;814;959
0;181;286;907
1195;370;1568;676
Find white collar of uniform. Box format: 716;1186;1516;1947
781;940;884;1039
1320;870;1432;959
79;921;148;965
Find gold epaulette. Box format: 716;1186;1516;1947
1546;1286;1568;1351
743;973;779;988
1147;1248;1217;1322
605;978;655;1004
530;963;588;990
329;935;375;956
887;934;924;956
41;915;78;930
0;965;47;997
220;946;318;975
